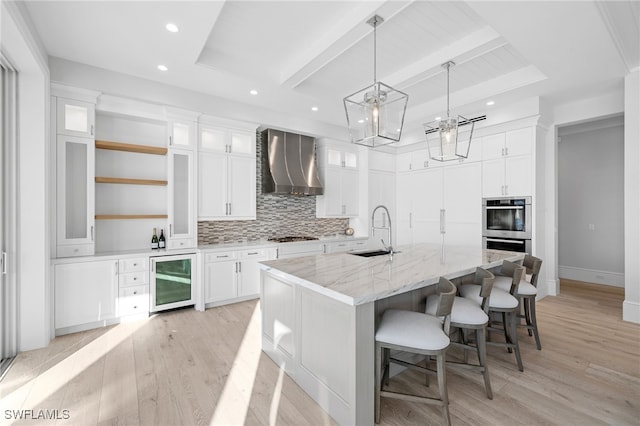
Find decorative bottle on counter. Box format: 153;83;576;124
151;228;159;249
159;229;166;249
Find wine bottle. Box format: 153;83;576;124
159;229;166;249
151;228;159;249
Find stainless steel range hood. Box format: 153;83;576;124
261;129;323;195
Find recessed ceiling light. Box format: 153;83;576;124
311;106;319;112
166;23;179;33
486;100;495;106
435;116;441;121
357;119;365;124
157;65;168;71
249;89;258;96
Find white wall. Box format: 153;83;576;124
1;2;51;350
623;69;640;323
557;118;624;286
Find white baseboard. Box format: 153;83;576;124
623;300;640;324
558;265;624;288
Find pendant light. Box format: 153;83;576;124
344;15;409;148
424;61;485;161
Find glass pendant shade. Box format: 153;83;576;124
424;115;474;161
344;81;408;148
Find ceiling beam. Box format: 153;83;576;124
279;0;414;89
384;26;505;90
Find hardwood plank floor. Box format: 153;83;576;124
1;280;638;425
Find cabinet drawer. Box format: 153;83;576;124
167;238;195;250
205;251;238;263
57;244;94;258
119;271;149;287
119;257;148;273
118;285;149;316
241;248;267;259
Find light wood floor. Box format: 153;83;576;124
1;280;638;425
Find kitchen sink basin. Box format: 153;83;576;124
349;249;392;258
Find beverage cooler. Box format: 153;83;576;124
150;253;196;312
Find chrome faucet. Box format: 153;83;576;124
371;205;394;254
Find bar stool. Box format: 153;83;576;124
375;277;456;425
494;255;543;350
425;267;495;399
460;260;525;372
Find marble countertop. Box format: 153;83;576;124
258;243;524;306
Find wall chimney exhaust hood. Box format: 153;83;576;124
261;129;323;195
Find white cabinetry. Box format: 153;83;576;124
396;162;482;247
204;248;272;305
167;109;199;150
482;128;533;197
168;149;196;248
198;124;256;220
54;260;118;331
396;149;444;172
316;142;360;218
324;239;369;254
56;97;95;138
117;257;149;317
56;135;96;258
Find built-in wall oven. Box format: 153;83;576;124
482;196;532;253
150;253;196;312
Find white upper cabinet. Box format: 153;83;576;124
56;98;95;138
396;148;444;172
482;128;532;160
316;140;360;218
481;127;533;197
200;125;255;156
167;107;199;150
198;121;257;220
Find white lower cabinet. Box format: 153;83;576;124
54;256;150;333
117;257;149;317
54;260;118;330
324;239;370;254
204;248;272;305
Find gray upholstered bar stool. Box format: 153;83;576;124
425;267;495;399
460;260;525;372
375;277;456;425
494;254;543;350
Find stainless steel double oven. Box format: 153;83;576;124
482;196;532;254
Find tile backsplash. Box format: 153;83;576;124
198;131;349;244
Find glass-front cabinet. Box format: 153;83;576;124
56;135;95;257
56;98;95;138
168;149;196;249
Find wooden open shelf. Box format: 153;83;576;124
95;140;168;155
95;214;168;220
95;177;168;186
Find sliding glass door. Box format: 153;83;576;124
0;55;18;375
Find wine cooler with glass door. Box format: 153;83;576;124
150;253;196;312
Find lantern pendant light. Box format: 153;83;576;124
424;61;485;161
343;15;409;148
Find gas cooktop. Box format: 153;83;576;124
267;236;319;243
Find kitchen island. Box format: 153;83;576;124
258;243;523;425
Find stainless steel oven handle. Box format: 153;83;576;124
485;206;524;210
486;238;525;244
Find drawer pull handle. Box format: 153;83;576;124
133;305;137;309
133;277;137;281
248;252;258;255
133;291;137;295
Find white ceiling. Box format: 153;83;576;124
23;0;640;140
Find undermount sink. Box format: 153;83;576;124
349;249;392;258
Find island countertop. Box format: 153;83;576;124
258;243;524;306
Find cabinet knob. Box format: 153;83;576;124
133;277;137;281
133;291;137;295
